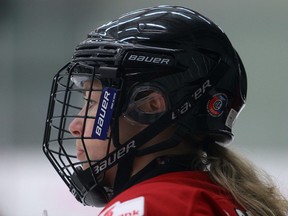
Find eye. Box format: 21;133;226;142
83;97;97;109
88;100;97;108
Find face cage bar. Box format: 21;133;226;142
42;63;122;196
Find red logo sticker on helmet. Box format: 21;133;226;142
207;93;228;117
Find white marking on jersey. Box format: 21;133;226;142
223;210;230;216
99;196;144;216
223;208;248;216
235;209;247;216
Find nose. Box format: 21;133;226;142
69;109;85;137
69;117;83;137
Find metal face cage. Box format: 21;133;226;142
43;62;122;206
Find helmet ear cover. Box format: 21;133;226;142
123;84;169;125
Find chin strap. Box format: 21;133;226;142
112;125;191;196
113;154;134;196
118;155;198;193
135;125;189;157
112;122;188;196
70;166;113;207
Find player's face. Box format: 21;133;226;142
68;79;111;170
68;79;146;173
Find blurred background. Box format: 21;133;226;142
0;0;287;215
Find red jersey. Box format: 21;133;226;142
99;171;247;216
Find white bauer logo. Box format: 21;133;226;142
172;79;211;120
94;90;111;137
128;54;171;65
93;140;136;174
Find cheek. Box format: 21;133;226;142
83;122;115;160
83;118;95;137
84;139;109;160
118;116;147;143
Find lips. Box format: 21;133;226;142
76;149;85;160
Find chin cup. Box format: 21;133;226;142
70;166;113;207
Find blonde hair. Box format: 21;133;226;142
201;143;288;216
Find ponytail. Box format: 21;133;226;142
202;143;288;216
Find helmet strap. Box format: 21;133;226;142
115;155;198;194
135;131;182;156
113;154;134;195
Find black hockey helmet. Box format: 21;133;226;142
43;5;247;207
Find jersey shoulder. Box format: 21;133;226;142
99;171;248;216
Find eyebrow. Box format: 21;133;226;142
83;80;102;89
81;85;102;99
